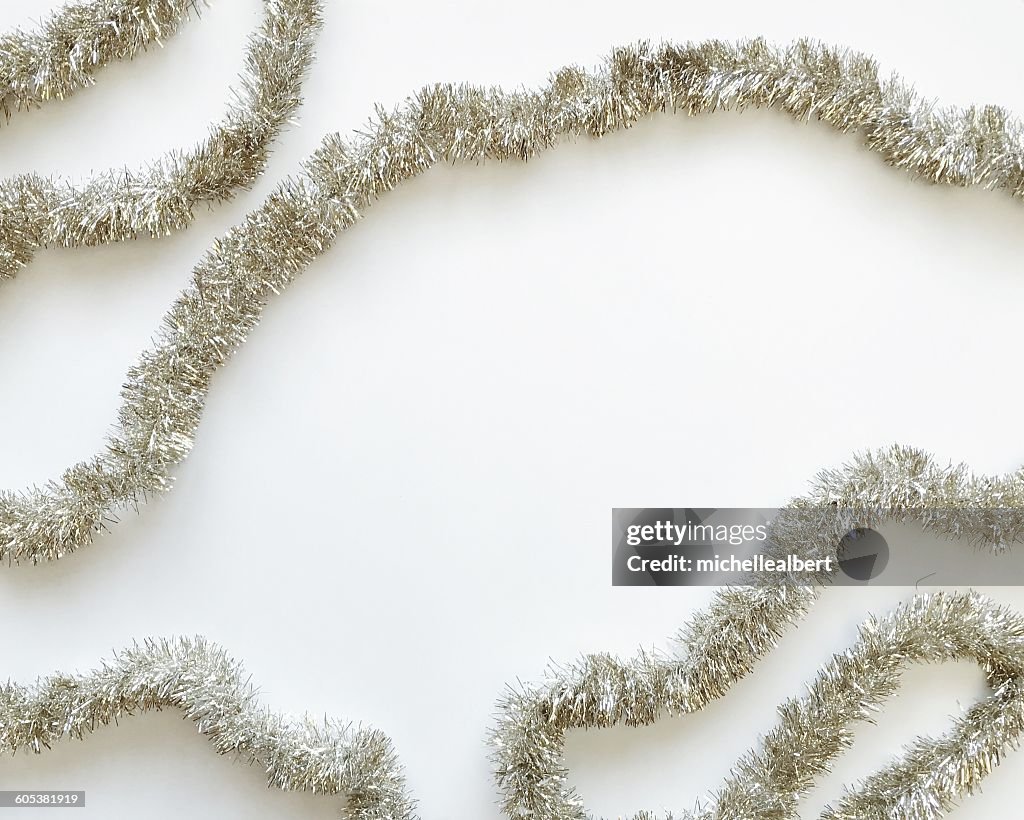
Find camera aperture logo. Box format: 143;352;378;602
836;527;889;581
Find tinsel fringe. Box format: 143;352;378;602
0;0;323;278
1;0;197;113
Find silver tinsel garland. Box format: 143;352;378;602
0;0;323;278
4;31;1024;820
5;38;1024;563
493;447;1024;819
4;590;1024;819
0;637;417;818
1;0;197;113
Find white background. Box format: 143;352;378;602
2;0;1024;817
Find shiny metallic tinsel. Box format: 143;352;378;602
4;591;1024;819
492;450;1024;819
0;638;417;819
5;36;1024;818
0;0;322;278
6;38;1024;562
1;0;196;113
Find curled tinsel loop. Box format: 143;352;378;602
6;38;1024;562
490;447;1024;818
0;637;417;819
0;0;323;278
494;588;1024;820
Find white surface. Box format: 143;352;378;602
1;0;1024;817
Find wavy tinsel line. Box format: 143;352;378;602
4;591;1024;819
0;0;323;278
0;637;416;819
5;38;1024;562
493;448;1024;819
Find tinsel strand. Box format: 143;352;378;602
0;0;323;278
491;451;1024;819
0;637;417;819
5;36;1024;819
5;38;1024;562
0;0;198;114
4;592;1024;819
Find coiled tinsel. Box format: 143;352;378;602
0;0;323;278
5;27;1024;820
492;452;1024;819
